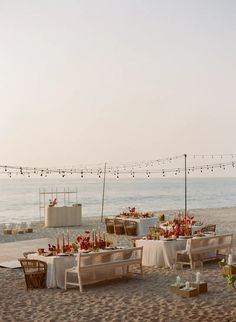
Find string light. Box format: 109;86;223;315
1;153;236;178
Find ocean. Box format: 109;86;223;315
0;177;236;224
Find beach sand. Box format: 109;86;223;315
0;207;236;322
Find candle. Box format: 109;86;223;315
185;281;190;289
176;275;181;286
92;230;95;242
56;237;60;254
228;254;233;265
67;230;69;245
196;272;201;284
62;233;65;252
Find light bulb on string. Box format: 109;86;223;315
5;166;7;172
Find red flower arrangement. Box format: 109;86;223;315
163;215;196;237
118;207;153;219
76;231;111;250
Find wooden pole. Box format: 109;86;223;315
184;154;187;220
101;162;107;223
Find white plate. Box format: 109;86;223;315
178;236;192;239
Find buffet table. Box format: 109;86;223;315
45;204;82;227
135;239;187;268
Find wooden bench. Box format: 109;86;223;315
176;233;233;268
65;247;143;292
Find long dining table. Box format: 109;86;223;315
28;251;124;289
135;238;187;268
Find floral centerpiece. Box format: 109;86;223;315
76;230;111;250
166;214;196;237
118;207;154;219
159;214;197;238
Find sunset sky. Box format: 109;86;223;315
1;0;235;168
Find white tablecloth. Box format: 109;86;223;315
135;239;187;268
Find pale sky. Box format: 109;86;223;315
0;0;236;167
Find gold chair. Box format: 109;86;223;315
124;220;137;236
114;219;125;235
105;218;115;234
201;225;216;233
148;226;165;235
19;259;47;290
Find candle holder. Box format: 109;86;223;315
178;286;199;298
191;281;208;293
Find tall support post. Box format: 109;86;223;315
184;154;187;220
43;188;46;219
101;162;107;223
39;189;41;222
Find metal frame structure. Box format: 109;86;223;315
39;188;78;221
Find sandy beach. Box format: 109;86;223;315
0;207;236;322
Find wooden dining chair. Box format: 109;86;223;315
114;219;125;235
148;226;165;235
105;218;115;234
201;225;216;233
19;259;47;290
124;220;138;236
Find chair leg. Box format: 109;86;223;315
78;273;83;292
140;264;144;279
65;271;68;290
